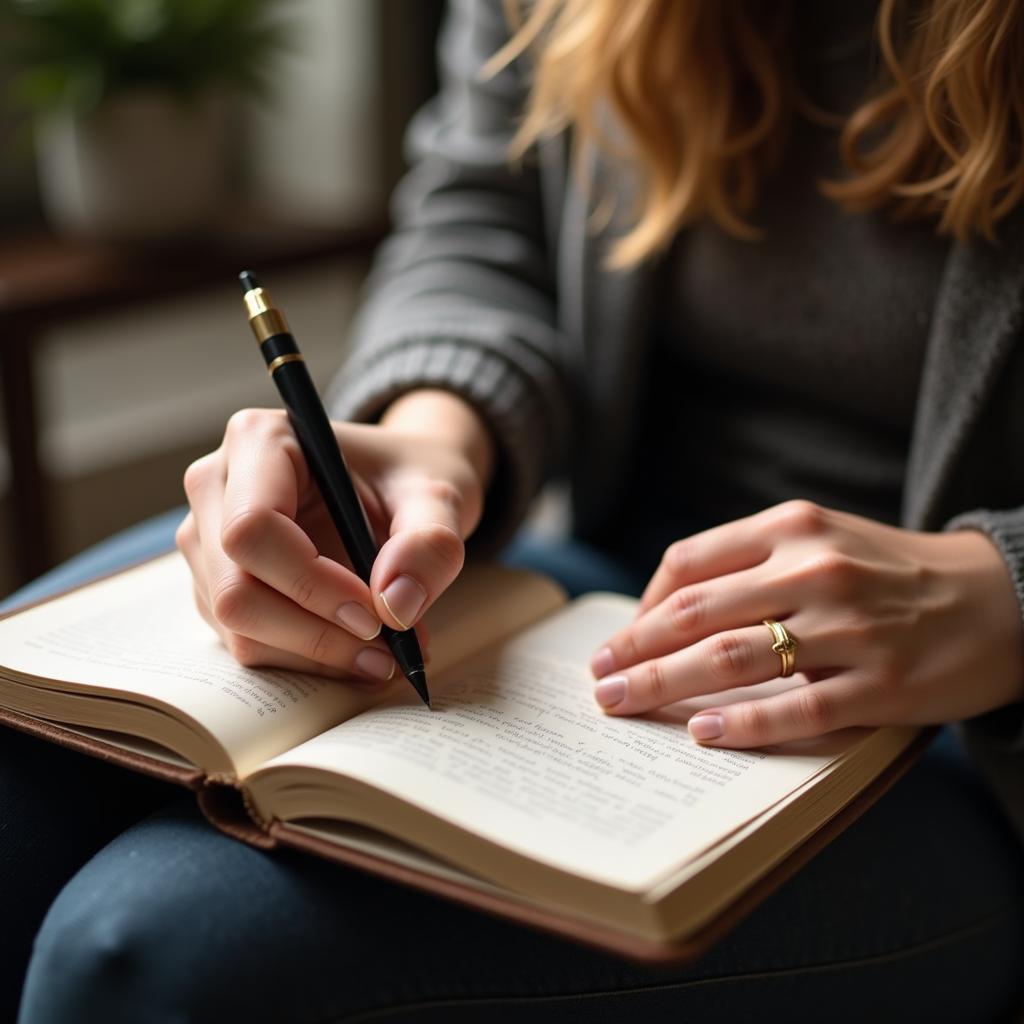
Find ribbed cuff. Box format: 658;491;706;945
325;336;560;553
945;507;1024;841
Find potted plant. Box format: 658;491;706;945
4;0;288;242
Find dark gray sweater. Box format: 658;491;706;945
328;0;1024;841
610;4;949;574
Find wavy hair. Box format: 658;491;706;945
489;0;1024;267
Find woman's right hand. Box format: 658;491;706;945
175;389;494;684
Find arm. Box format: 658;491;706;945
326;0;571;551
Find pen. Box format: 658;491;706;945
238;270;430;707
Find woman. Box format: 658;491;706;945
9;0;1024;1019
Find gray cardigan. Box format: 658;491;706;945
327;0;1024;838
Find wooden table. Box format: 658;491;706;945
0;218;386;586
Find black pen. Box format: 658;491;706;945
238;271;430;707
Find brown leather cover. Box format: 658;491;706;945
268;728;935;964
0;704;205;789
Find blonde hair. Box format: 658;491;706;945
490;0;1024;267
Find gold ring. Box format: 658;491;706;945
762;619;797;678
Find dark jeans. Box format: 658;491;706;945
2;512;1022;1023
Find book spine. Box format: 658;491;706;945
197;779;278;850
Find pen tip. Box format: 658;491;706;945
406;668;430;708
239;270;261;293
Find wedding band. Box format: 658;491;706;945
762;619;797;678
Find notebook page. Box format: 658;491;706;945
257;595;862;890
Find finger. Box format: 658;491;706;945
213;631;393;690
192;582;217;630
637;500;838;616
369;482;467;631
187;457;395;682
594;617;829;716
209;574;397;683
686;675;859;748
639;514;774;616
177;515;207;588
221;505;382;641
189;578;392;688
219;420;381;641
175;511;199;558
593;563;796;677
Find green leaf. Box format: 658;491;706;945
2;0;293;113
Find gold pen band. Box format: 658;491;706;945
243;287;290;343
248;309;289;344
266;353;304;375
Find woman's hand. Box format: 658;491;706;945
590;500;1024;747
176;390;493;683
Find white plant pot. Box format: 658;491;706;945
34;92;229;243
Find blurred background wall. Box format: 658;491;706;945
0;0;446;598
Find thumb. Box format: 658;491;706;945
369;483;467;631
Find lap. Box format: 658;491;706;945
0;728;177;1021
1;512;187;1020
18;731;1024;1023
7;515;1024;1022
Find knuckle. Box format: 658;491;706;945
668;587;705;635
829;610;877;650
773;500;828;537
664;540;691;579
791;687;834;732
803;551;860;598
872;644;908;686
225;408;272;439
182;454;217;497
414;522;465;576
851;616;882;648
221;507;273;562
225;633;262;669
419;478;465;514
617;628;641;666
210;577;258;632
307;626;338;665
706;633;750;682
174;516;196;553
643;659;671;704
860;672;900;718
290;571;317;608
738;701;771;742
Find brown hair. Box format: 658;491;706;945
490;0;1024;267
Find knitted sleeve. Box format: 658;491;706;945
325;0;571;551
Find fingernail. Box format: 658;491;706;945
336;602;381;641
595;675;627;708
354;647;396;682
689;713;724;741
590;645;615;679
379;575;427;630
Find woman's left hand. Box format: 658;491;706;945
590;500;1024;747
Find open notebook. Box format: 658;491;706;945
0;554;925;961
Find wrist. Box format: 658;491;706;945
379;389;496;490
931;527;1024;706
